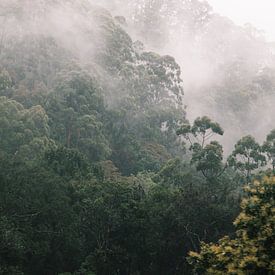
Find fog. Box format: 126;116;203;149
1;0;274;154
1;2;274;274
99;0;275;153
208;0;275;42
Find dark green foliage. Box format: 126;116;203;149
44;71;111;162
191;141;224;181
106;105;185;175
228;135;266;182
177;116;224;149
0;2;272;275
188;176;275;274
192;116;224;137
0;152;240;275
44;146;91;180
177;116;225;180
0;96;54;162
0;157;82;274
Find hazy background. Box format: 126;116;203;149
1;0;274;154
208;0;275;41
110;0;275;153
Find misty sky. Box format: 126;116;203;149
208;0;275;41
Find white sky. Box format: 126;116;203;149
207;0;275;41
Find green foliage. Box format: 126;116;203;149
188;176;275;274
0;147;240;275
0;2;272;275
0;157;82;274
0;96;54;161
0;216;25;274
106;106;184;175
262;129;275;172
191;141;224;181
177;116;225;180
177;116;224;148
45;71;111;161
154;158;187;186
228;135;266;182
44;146;91;180
192;116;224;137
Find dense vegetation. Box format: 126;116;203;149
188;176;275;274
0;1;274;274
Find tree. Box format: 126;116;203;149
77;179;145;275
177;116;225;180
177;116;224;149
0;96;53;161
44;146;91;180
262;129;275;173
45;71;110;162
0;156;82;274
188;176;275;274
228;135;266;183
191;141;224;181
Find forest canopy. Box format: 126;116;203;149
0;1;274;274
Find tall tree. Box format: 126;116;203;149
177;116;225;180
228;135;266;183
177;116;224;149
191;141;224;181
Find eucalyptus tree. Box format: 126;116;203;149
228;135;266;182
177;116;224;149
191;141;224;181
262;129;275;173
177;116;225;180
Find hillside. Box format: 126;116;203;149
0;1;274;275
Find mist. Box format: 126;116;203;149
1;1;274;274
1;0;274;151
96;0;275;153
